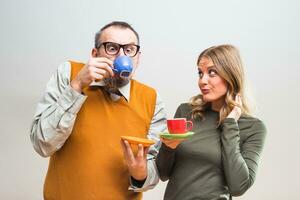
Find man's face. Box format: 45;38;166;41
93;26;140;92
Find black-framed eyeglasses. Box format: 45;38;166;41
97;42;140;57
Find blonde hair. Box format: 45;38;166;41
191;44;252;124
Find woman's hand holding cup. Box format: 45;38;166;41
162;118;193;149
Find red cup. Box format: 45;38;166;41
167;118;193;134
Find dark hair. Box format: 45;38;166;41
94;21;140;48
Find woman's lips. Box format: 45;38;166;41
201;89;210;95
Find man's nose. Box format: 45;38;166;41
117;47;125;56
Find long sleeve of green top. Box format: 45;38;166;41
156;103;266;200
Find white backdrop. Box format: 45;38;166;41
0;0;299;199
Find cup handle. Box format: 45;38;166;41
185;120;193;132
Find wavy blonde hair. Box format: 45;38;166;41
190;44;252;124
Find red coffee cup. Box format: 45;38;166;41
167;118;193;134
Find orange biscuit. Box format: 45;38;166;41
121;136;155;147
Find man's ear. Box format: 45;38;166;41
136;51;141;67
91;48;98;57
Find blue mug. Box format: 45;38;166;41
113;56;133;78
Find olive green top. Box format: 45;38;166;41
156;103;266;200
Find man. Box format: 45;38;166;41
30;21;166;200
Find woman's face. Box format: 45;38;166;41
198;57;228;111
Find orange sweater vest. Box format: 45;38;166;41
43;61;157;200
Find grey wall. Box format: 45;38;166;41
0;0;299;199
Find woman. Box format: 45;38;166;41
156;44;266;200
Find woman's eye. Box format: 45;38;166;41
208;69;217;76
198;71;203;77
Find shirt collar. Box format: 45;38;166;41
90;80;131;102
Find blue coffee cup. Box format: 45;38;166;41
113;56;133;78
